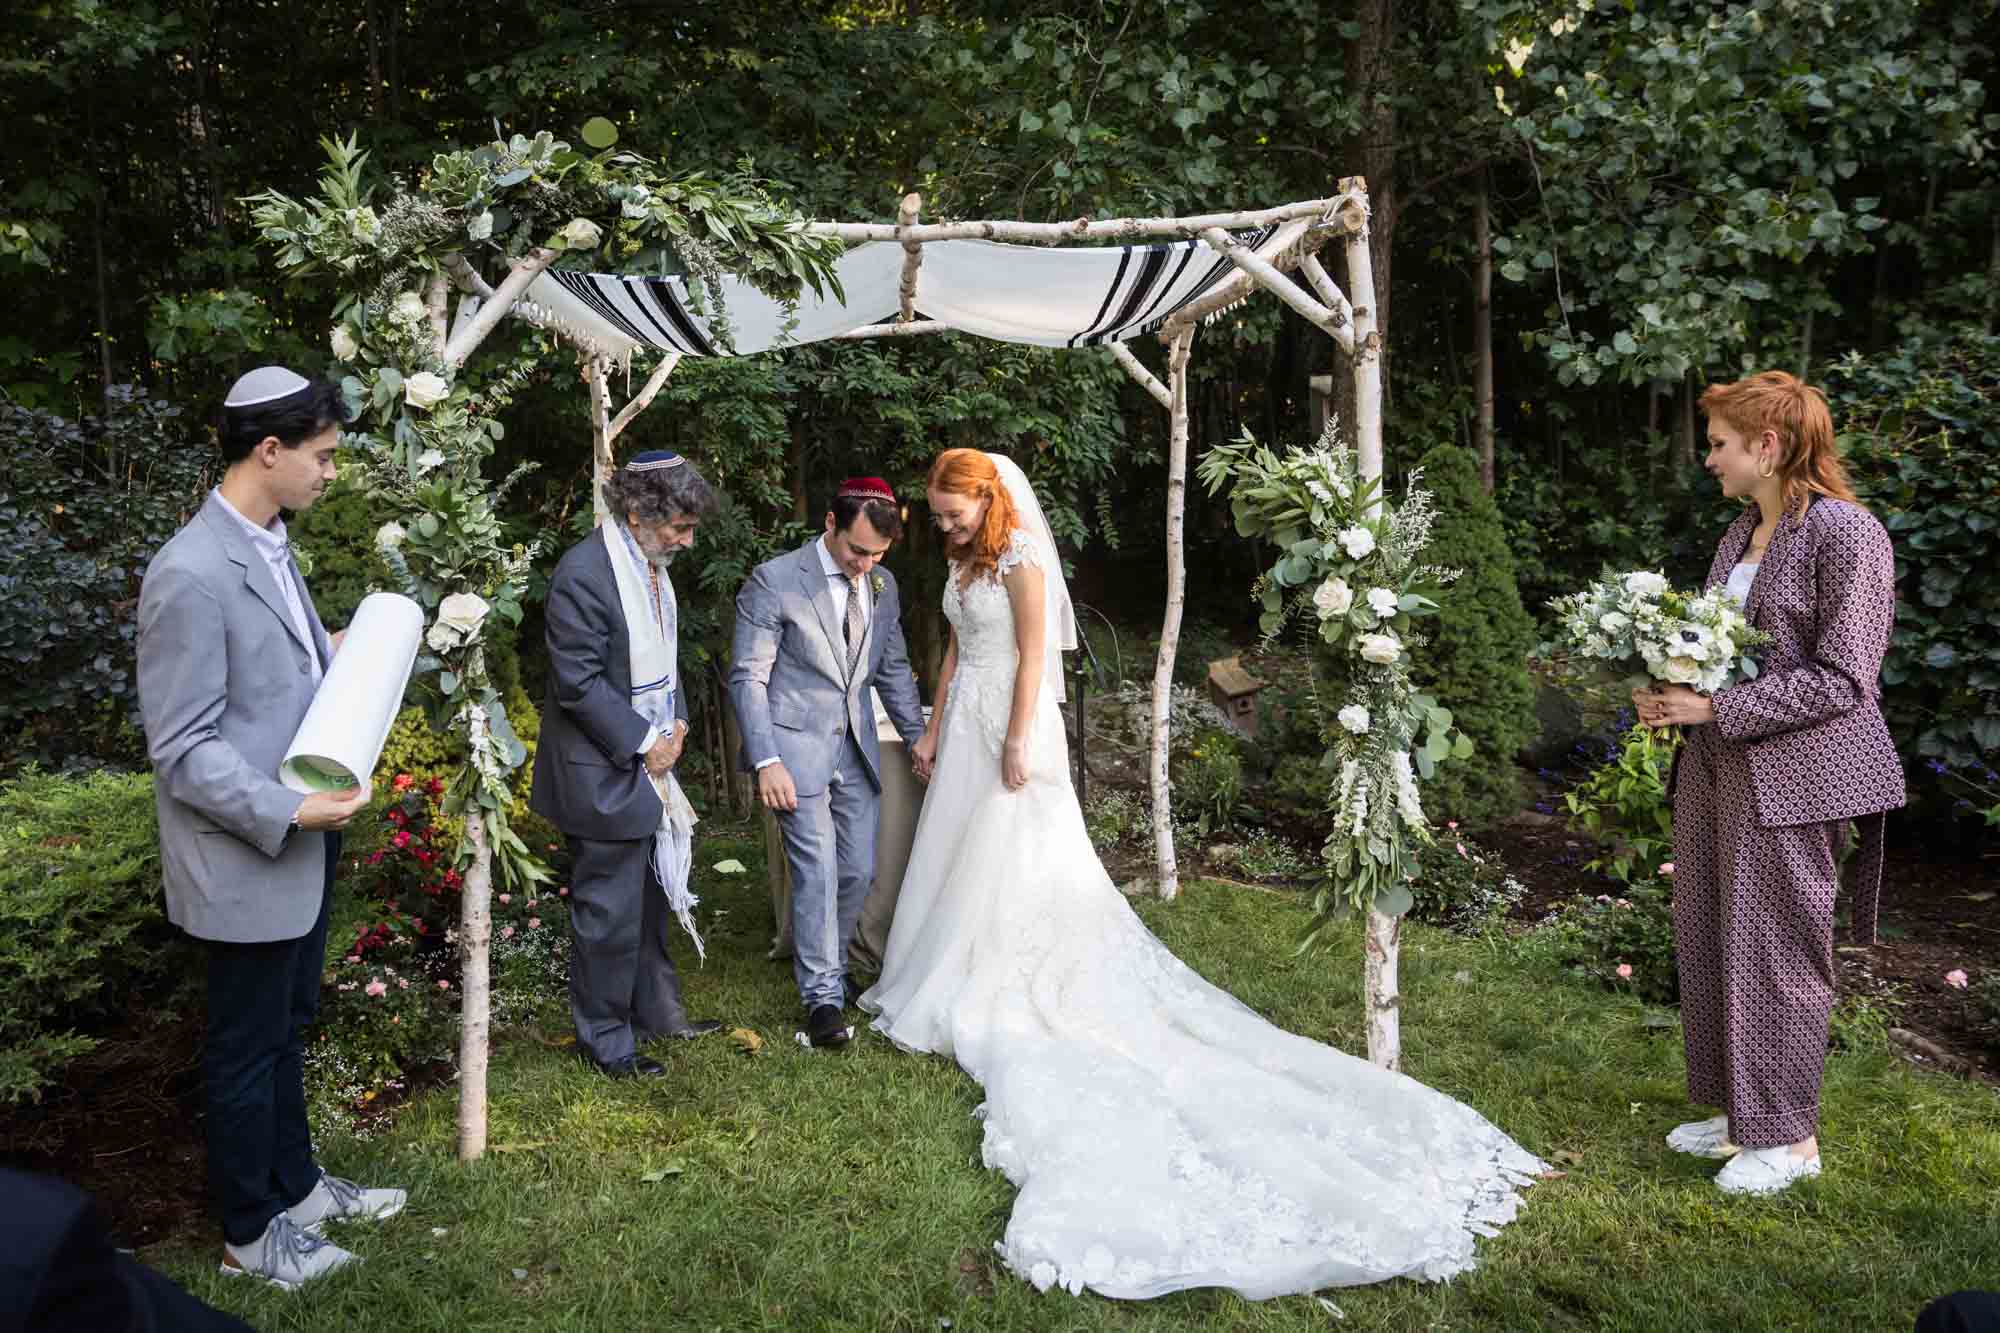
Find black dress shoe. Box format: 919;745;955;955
661;1019;723;1040
590;1054;667;1080
806;1004;851;1049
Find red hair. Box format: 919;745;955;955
926;448;1020;579
1698;371;1860;521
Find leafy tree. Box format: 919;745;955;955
1406;442;1536;826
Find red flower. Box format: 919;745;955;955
386;808;407;826
393;773;414;791
443;870;463;889
392;830;412;849
368;850;385;865
415;849;434;865
427;778;445;796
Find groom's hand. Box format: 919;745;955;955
644;732;677;777
758;762;799;813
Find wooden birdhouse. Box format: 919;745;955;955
1205;656;1267;738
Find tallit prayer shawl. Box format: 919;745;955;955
523;229;1276;359
603;522;704;960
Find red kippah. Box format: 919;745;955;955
838;476;896;502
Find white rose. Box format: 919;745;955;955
1623;571;1669;599
374;521;406;552
467;210;494;242
1358;633;1402;665
330;325;359;361
437;592;490;636
1338;526;1377;560
1366;587;1399;619
404;372;450;410
425;621;461;653
1337;704;1371;735
1312;577;1353;618
393;291;427;324
1662;655;1702;685
558;217;603;250
1598;611;1630;633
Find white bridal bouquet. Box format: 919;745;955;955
1540;570;1770;701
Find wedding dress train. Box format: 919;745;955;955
862;529;1540;1299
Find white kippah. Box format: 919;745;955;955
224;366;312;408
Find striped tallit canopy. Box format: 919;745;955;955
522;229;1274;358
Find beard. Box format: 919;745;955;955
646;548;680;569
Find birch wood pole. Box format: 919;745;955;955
1198;226;1355;352
587;357;615;526
443;248;557;367
1108;341;1172;409
1340;177;1398;1071
801;195;1358;246
1149;326;1196;901
896;193;922;322
455;684;494;1160
609;352;683;440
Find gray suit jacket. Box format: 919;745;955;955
728;540;925;797
137;493;331;944
528;530;689;842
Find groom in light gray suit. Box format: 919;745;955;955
729;478;927;1048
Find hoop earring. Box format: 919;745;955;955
1757;459;1776;479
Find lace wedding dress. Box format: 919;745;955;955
861;529;1541;1300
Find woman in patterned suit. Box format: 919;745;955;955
1634;370;1905;1195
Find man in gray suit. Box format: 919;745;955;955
530;451;724;1080
137;367;404;1292
729;478;928;1049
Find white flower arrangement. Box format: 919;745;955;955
403;372;450;410
1542;570;1771;698
330;325;359;361
1198;422;1474;926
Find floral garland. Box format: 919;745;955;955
249;129;843;889
1199;424;1472;936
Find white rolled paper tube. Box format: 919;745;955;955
280;591;424;792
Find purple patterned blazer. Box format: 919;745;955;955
1673;496;1907;938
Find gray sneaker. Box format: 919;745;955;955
287;1170;408;1230
220;1213;358;1290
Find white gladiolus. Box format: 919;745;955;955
1366;587;1399;619
1313;577;1353;618
1337;704;1371;735
330;325;359;361
404;372;450;409
374;521;407;551
1358;633;1402;665
558;218;603;250
437;592;490;636
1338;526;1377;560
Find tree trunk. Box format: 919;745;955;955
364;0;383;120
1472;183;1495;495
91;159;113;414
1986;214;1999;337
1680;370;1697;469
1148;327;1195;901
1364;908;1401;1071
787;414;809;522
455;697;494;1162
720;684;753;816
1797;306;1814;381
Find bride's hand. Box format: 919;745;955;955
911;731;938;780
1002;738;1029;792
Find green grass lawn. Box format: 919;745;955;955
155;819;2000;1331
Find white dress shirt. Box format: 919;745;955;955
213;489;322;687
755;538;868;770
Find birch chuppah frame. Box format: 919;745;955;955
468;180;1386;911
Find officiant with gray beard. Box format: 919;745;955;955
530;451;724;1080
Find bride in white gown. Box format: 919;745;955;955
861;448;1541;1300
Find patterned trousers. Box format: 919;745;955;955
1671;726;1843;1150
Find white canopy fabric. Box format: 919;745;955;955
522;228;1273;358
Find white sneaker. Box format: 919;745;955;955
287;1170;408;1231
220;1213;358;1290
1666;1114;1739;1158
1714;1143;1821;1195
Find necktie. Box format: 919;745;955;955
844;573;865;676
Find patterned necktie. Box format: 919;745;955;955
844;573;865;676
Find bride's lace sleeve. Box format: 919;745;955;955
996;527;1042;577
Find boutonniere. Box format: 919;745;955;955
291;547;314;578
871;573;885;596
